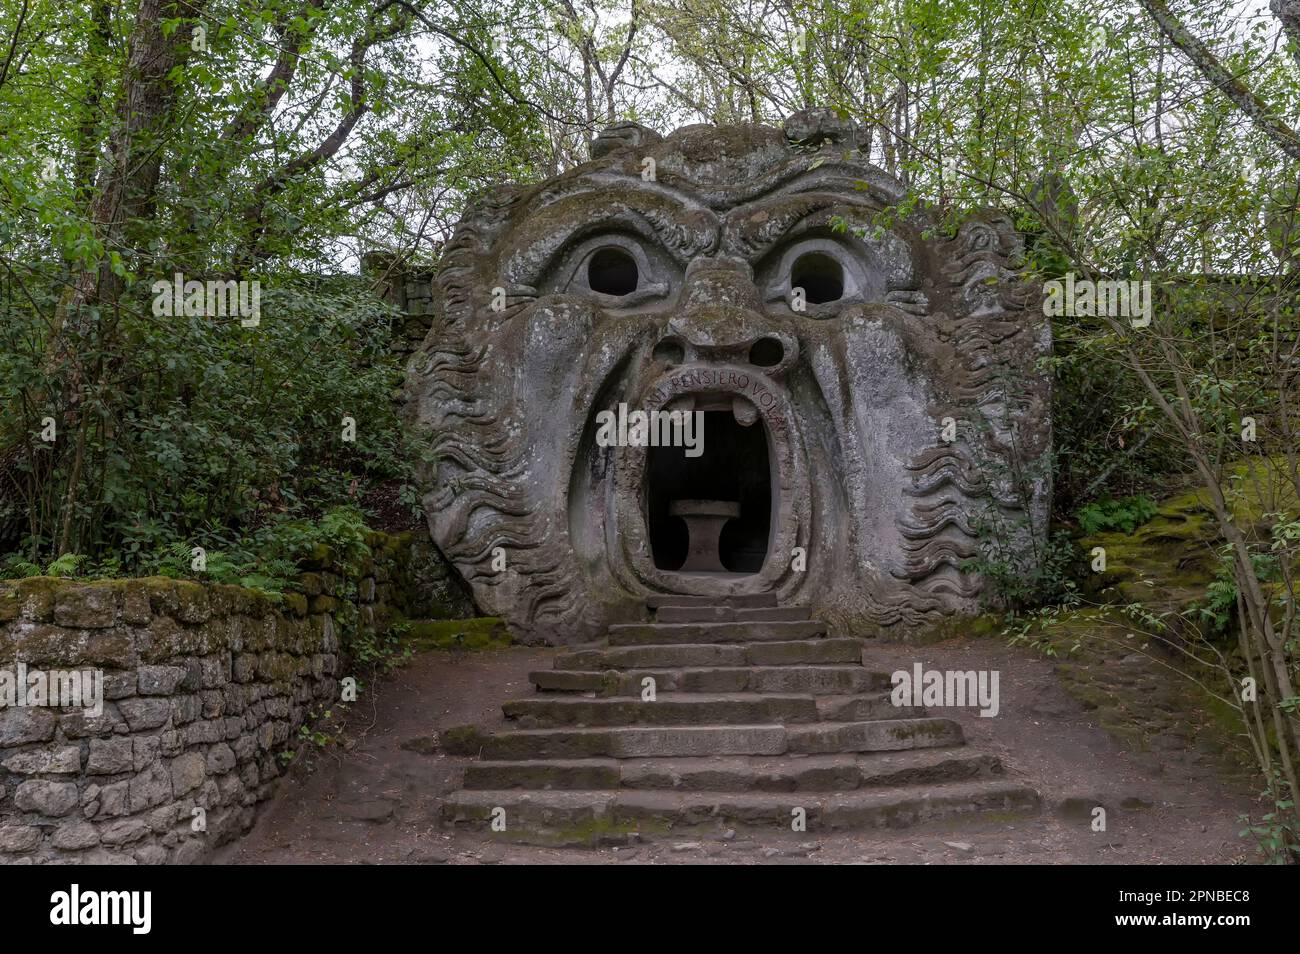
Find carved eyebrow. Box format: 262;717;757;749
719;158;902;260
499;186;719;288
722;192;862;261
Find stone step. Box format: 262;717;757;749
645;593;778;609
453;724;789;760
655;606;811;623
503;691;919;727
463;747;1001;792
815;694;924;721
608;620;826;646
501;694;822;728
786;718;963;754
443;717;961;760
532;665;892;696
441;779;1041;842
552;638;863;671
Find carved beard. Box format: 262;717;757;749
406;124;1050;644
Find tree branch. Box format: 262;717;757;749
1139;0;1300;161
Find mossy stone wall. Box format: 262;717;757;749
0;531;471;864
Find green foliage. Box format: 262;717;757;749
0;274;415;572
351;621;413;675
1;552;89;579
0;503;373;597
1075;495;1158;535
1188;548;1280;636
1240;790;1300;864
963;528;1083;614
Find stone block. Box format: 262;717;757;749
171;752;206;796
2;745;79;774
118;697;171;731
138;665;187;695
128;762;172;813
53;585;117;629
51;823;101;850
15;779;80;816
0;825;42;852
86;737;135;775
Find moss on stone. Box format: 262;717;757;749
307;594;342;615
281;592;309;617
0;586;19;622
404;617;512;651
548;814;657;848
440;724;490;755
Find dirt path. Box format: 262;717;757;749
217;637;1260;865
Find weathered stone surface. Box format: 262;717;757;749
51;822;100;850
502;694;819;728
100;818;150;846
15;780;80;816
170;752;206;796
138;665;187;695
0;825;42;852
134;844;169;864
102;670;138;699
59;705;123;739
53;585;117;629
133;735;161;771
87;737;135;775
2;745;80;774
172;839;206;865
128;762;173;813
405;114;1052;643
440;587;1046;844
442;781;1040;836
118;698;171;731
206;743;237;775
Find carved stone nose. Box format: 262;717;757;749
668;256;766;359
657;256;799;373
680;256;763;313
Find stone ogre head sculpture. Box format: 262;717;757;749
406;110;1051;643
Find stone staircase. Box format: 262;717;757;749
440;594;1040;844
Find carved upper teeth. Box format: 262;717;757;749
732;394;759;426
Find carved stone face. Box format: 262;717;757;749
407;112;1051;643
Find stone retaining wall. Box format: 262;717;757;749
359;252;437;365
0;532;472;865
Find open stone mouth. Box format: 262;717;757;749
645;390;773;575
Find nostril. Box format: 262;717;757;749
653;337;685;365
749;336;784;367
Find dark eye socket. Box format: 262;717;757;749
588;247;639;296
791;251;844;304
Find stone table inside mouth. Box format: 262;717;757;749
670;499;742;572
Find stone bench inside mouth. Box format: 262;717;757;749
670;499;741;572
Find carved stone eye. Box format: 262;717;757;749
587;247;639;297
791;251;844;304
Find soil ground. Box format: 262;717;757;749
216;635;1262;865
